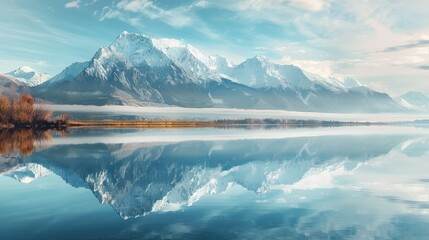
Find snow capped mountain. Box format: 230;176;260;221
108;31;220;83
5;66;51;87
208;55;234;75
226;55;364;93
86;31;198;86
31;31;405;112
397;91;429;111
152;37;220;82
228;55;345;91
109;31;172;68
229;55;287;88
47;61;89;84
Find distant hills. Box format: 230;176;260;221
397;91;429;111
0;73;29;98
5;66;51;87
2;31;410;113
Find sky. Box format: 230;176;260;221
0;0;428;96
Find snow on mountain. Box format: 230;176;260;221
5;66;51;87
47;61;89;84
108;32;359;91
397;91;429;111
208;55;234;77
109;31;172;68
229;56;361;92
228;55;345;91
3;163;51;184
397;98;424;111
108;32;224;83
152;38;220;82
87;31;193;85
31;31;405;112
301;71;347;92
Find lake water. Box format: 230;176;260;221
1;126;429;239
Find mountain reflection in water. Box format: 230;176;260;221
1;126;429;240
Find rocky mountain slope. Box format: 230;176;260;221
24;31;405;112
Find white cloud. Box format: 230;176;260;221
100;0;219;39
291;0;328;11
65;0;81;8
236;0;285;10
115;0;193;27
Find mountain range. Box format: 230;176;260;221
2;31;409;113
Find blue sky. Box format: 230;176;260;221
0;0;428;96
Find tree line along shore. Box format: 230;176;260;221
0;94;376;130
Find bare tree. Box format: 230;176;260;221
33;106;53;122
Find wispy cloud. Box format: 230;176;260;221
65;0;81;8
115;0;193;27
99;0;219;39
291;0;328;11
383;40;429;52
236;0;285;10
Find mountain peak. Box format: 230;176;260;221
15;66;36;73
112;31;153;50
119;30;129;36
117;31;149;40
252;55;270;63
5;66;51;87
208;55;234;74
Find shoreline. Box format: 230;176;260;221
68;120;218;128
0;119;410;130
67;119;381;129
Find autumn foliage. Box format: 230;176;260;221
0;96;10;123
0;94;68;128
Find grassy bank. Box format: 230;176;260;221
68;120;218;128
67;118;378;129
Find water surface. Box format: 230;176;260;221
1;126;428;239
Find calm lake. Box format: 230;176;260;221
1;126;429;240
